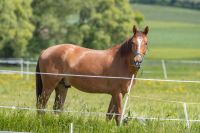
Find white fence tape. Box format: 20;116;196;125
167;60;200;64
127;116;200;123
130;95;200;105
0;70;200;84
1;59;200;65
0;105;121;116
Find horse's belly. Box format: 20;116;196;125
69;78;116;94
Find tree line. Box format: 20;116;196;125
0;0;143;58
131;0;200;10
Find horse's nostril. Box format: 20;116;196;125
134;61;141;68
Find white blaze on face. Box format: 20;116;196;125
137;37;143;53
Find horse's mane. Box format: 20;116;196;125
119;37;133;56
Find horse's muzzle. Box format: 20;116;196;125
133;54;143;69
133;61;142;68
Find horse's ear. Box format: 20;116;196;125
132;25;137;34
143;26;149;35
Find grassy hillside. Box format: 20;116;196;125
131;4;200;59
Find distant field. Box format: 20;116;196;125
132;4;200;59
132;4;200;24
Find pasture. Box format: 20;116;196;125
0;4;200;133
0;59;200;132
132;4;200;60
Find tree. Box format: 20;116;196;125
28;0;144;57
0;0;34;57
28;0;80;57
66;0;143;49
170;0;177;5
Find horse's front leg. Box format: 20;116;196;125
106;96;115;120
114;92;123;126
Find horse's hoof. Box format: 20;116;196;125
123;117;129;125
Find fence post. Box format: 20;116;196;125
26;61;30;80
20;59;24;78
161;59;167;79
183;103;190;128
69;123;73;133
120;74;135;126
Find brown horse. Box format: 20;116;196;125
36;25;149;125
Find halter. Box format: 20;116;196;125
132;42;144;62
131;41;144;69
132;51;143;60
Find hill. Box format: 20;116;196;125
131;4;200;59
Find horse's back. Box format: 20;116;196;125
40;44;84;61
39;44;76;72
39;44;111;74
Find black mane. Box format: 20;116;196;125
119;37;133;56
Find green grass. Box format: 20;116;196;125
0;62;200;132
2;110;199;133
132;4;200;59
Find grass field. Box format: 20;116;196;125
0;71;200;132
0;3;200;133
0;60;199;132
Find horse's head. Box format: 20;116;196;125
130;25;149;68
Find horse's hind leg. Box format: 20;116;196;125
53;80;69;113
37;88;54;114
106;96;115;121
37;75;60;114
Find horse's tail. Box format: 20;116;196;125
36;59;43;102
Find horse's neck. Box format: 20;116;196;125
121;54;139;76
109;45;139;77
